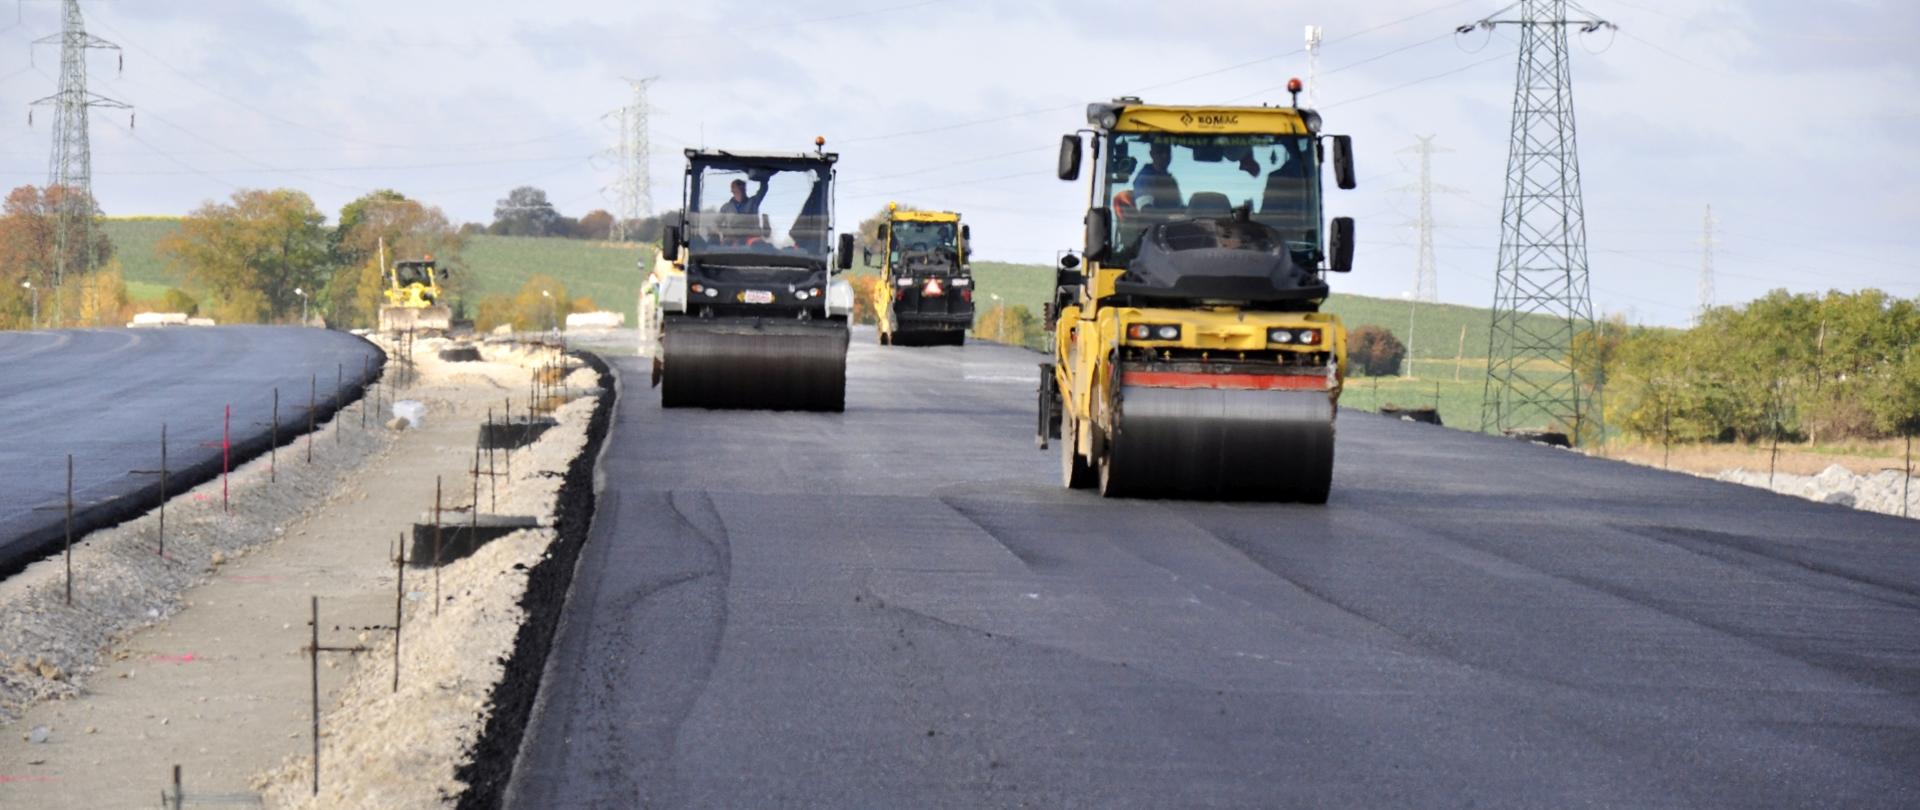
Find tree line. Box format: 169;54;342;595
1579;289;1920;444
0;183;647;330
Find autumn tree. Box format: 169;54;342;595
474;274;595;332
576;210;615;240
160;188;330;324
1348;325;1406;376
0;185;114;328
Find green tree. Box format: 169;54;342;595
160;188;330;323
490;186;563;237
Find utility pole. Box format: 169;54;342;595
30;0;132;328
1698;203;1716;323
1462;0;1613;442
1304;26;1323;108
608;76;658;242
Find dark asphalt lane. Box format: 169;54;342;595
0;327;382;572
509;328;1920;809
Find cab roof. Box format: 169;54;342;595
684;147;839;165
890;209;961;223
1086;98;1318;136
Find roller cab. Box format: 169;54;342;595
642;142;857;411
867;206;975;347
1041;92;1358;502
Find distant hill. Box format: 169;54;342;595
100;219;650;322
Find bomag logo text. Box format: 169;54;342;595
1196;114;1239;126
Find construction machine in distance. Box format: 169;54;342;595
865;204;975;346
642;138;857;411
1039;85;1358;502
376;239;453;333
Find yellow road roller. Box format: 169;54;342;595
865;205;975;347
1039;89;1357;502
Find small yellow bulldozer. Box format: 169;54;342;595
377;240;453;333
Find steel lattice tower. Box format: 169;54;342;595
30;0;130;324
1397;135;1458;304
1698;204;1716;322
609;76;657;242
1463;1;1611;439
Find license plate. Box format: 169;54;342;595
740;290;774;304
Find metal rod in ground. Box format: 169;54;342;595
1905;428;1912;519
470;443;481;555
433;476;443;616
335;363;343;445
169;763;183;810
361;356;370;429
309;595;320;796
394;531;404;693
222;405;231;513
504;398;513;478
487;409;497;512
159;424;167;555
1768;420;1781;490
271;388;279;483
65;454;73;605
307;374;317;464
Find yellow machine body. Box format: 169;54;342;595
377;258;452;332
1042;100;1355;501
868;206;974;346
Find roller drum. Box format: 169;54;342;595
1103;385;1334;502
661;318;849;412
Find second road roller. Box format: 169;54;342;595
1039;84;1357;502
642;138;858;411
865;204;976;347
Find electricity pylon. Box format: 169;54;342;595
30;0;132;327
609;76;657;242
1461;1;1613;441
1396;135;1461;304
1698;204;1715;322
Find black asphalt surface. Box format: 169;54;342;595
0;327;382;573
509;329;1920;809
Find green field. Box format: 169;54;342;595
102;217;188;291
100;220;652;323
455;235;651;323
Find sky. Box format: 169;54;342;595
0;0;1914;326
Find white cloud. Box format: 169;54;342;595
0;0;1911;323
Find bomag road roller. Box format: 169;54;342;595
866;204;975;346
377;241;453;333
642;138;857;411
1038;89;1358;502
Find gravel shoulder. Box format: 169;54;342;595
0;337;600;809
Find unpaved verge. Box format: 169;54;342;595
0;338;597;808
0;377;393;723
254;373;605;809
1714;464;1917;520
454;353;613;809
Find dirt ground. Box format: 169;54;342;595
1605;439;1915;479
0;336;597;809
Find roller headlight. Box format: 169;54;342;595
1127;323;1180;341
1269;328;1294;344
1155;325;1179;340
1297;328;1320;345
895;277;914;287
703;287;719;298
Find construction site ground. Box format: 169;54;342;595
0;336;601;809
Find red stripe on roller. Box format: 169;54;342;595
1125;371;1331;391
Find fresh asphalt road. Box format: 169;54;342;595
0;327;381;571
510;328;1920;809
